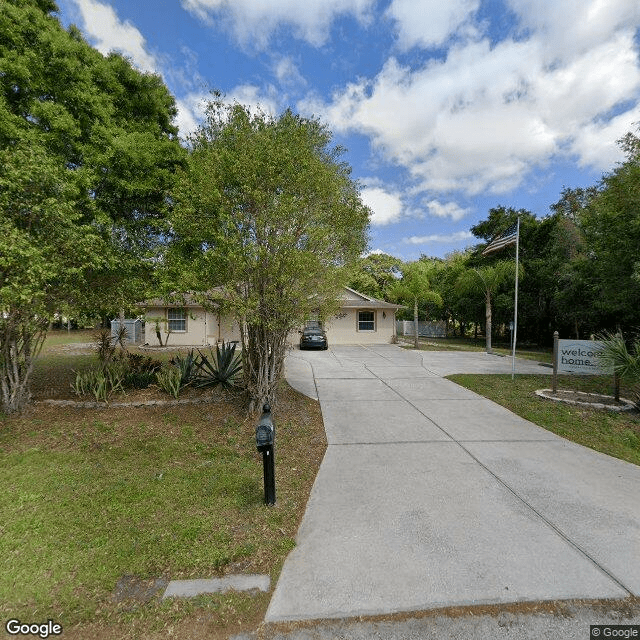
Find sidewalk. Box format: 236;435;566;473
268;345;640;623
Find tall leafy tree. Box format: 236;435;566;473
578;130;640;330
0;0;185;412
347;253;402;299
167;100;369;411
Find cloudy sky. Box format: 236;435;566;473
54;0;640;259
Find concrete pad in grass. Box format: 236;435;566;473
266;443;626;622
315;378;400;402
320;400;453;444
466;439;640;596
411;398;558;441
163;575;270;599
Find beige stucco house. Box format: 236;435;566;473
143;287;403;347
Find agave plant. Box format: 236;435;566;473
170;349;198;387
194;342;243;390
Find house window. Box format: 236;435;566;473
358;310;375;331
167;308;186;332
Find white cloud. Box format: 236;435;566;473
360;185;404;226
386;0;480;50
180;0;375;49
273;57;307;89
307;0;640;197
424;200;470;221
70;0;158;73
403;231;473;245
175;93;209;139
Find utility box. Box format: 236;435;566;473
111;319;142;344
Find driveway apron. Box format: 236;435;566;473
268;345;640;622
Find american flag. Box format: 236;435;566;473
482;221;518;255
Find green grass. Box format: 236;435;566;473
0;421;261;621
0;330;327;638
447;373;640;466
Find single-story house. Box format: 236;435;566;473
142;287;403;347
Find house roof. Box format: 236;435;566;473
339;287;404;310
142;287;403;311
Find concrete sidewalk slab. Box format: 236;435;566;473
383;377;481;401
276;345;638;625
266;443;627;622
466;439;640;595
411;398;557;441
364;365;438;379
315;378;399;402
319;400;453;444
416;351;551;376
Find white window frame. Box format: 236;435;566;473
357;309;376;332
167;308;187;332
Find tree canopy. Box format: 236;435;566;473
166;100;370;410
0;0;185;412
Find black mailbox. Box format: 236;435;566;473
255;403;276;505
255;404;274;452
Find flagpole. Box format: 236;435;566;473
511;216;520;380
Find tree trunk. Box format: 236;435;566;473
485;290;492;354
0;311;48;414
413;297;419;349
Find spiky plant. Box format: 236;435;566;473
598;331;640;408
194;342;243;391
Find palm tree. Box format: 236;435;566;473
455;261;516;354
598;331;640;408
390;260;442;349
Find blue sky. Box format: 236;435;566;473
54;0;640;260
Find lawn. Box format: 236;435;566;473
447;373;640;466
0;332;326;639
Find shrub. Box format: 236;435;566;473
169;350;197;388
194;342;243;391
123;352;162;389
71;361;126;402
94;330;117;366
598;331;640;409
156;364;183;399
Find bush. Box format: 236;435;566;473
156;364;183;399
122;352;162;389
71;361;126;402
194;342;243;391
598;331;640;408
169;350;198;387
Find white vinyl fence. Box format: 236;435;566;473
396;320;446;338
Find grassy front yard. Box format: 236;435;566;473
0;333;326;639
447;373;640;466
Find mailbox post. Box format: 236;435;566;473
255;403;276;505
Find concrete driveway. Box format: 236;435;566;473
267;345;640;623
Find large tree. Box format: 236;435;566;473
578;131;640;330
0;0;185;412
167;100;370;411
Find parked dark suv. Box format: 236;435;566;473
299;327;328;350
